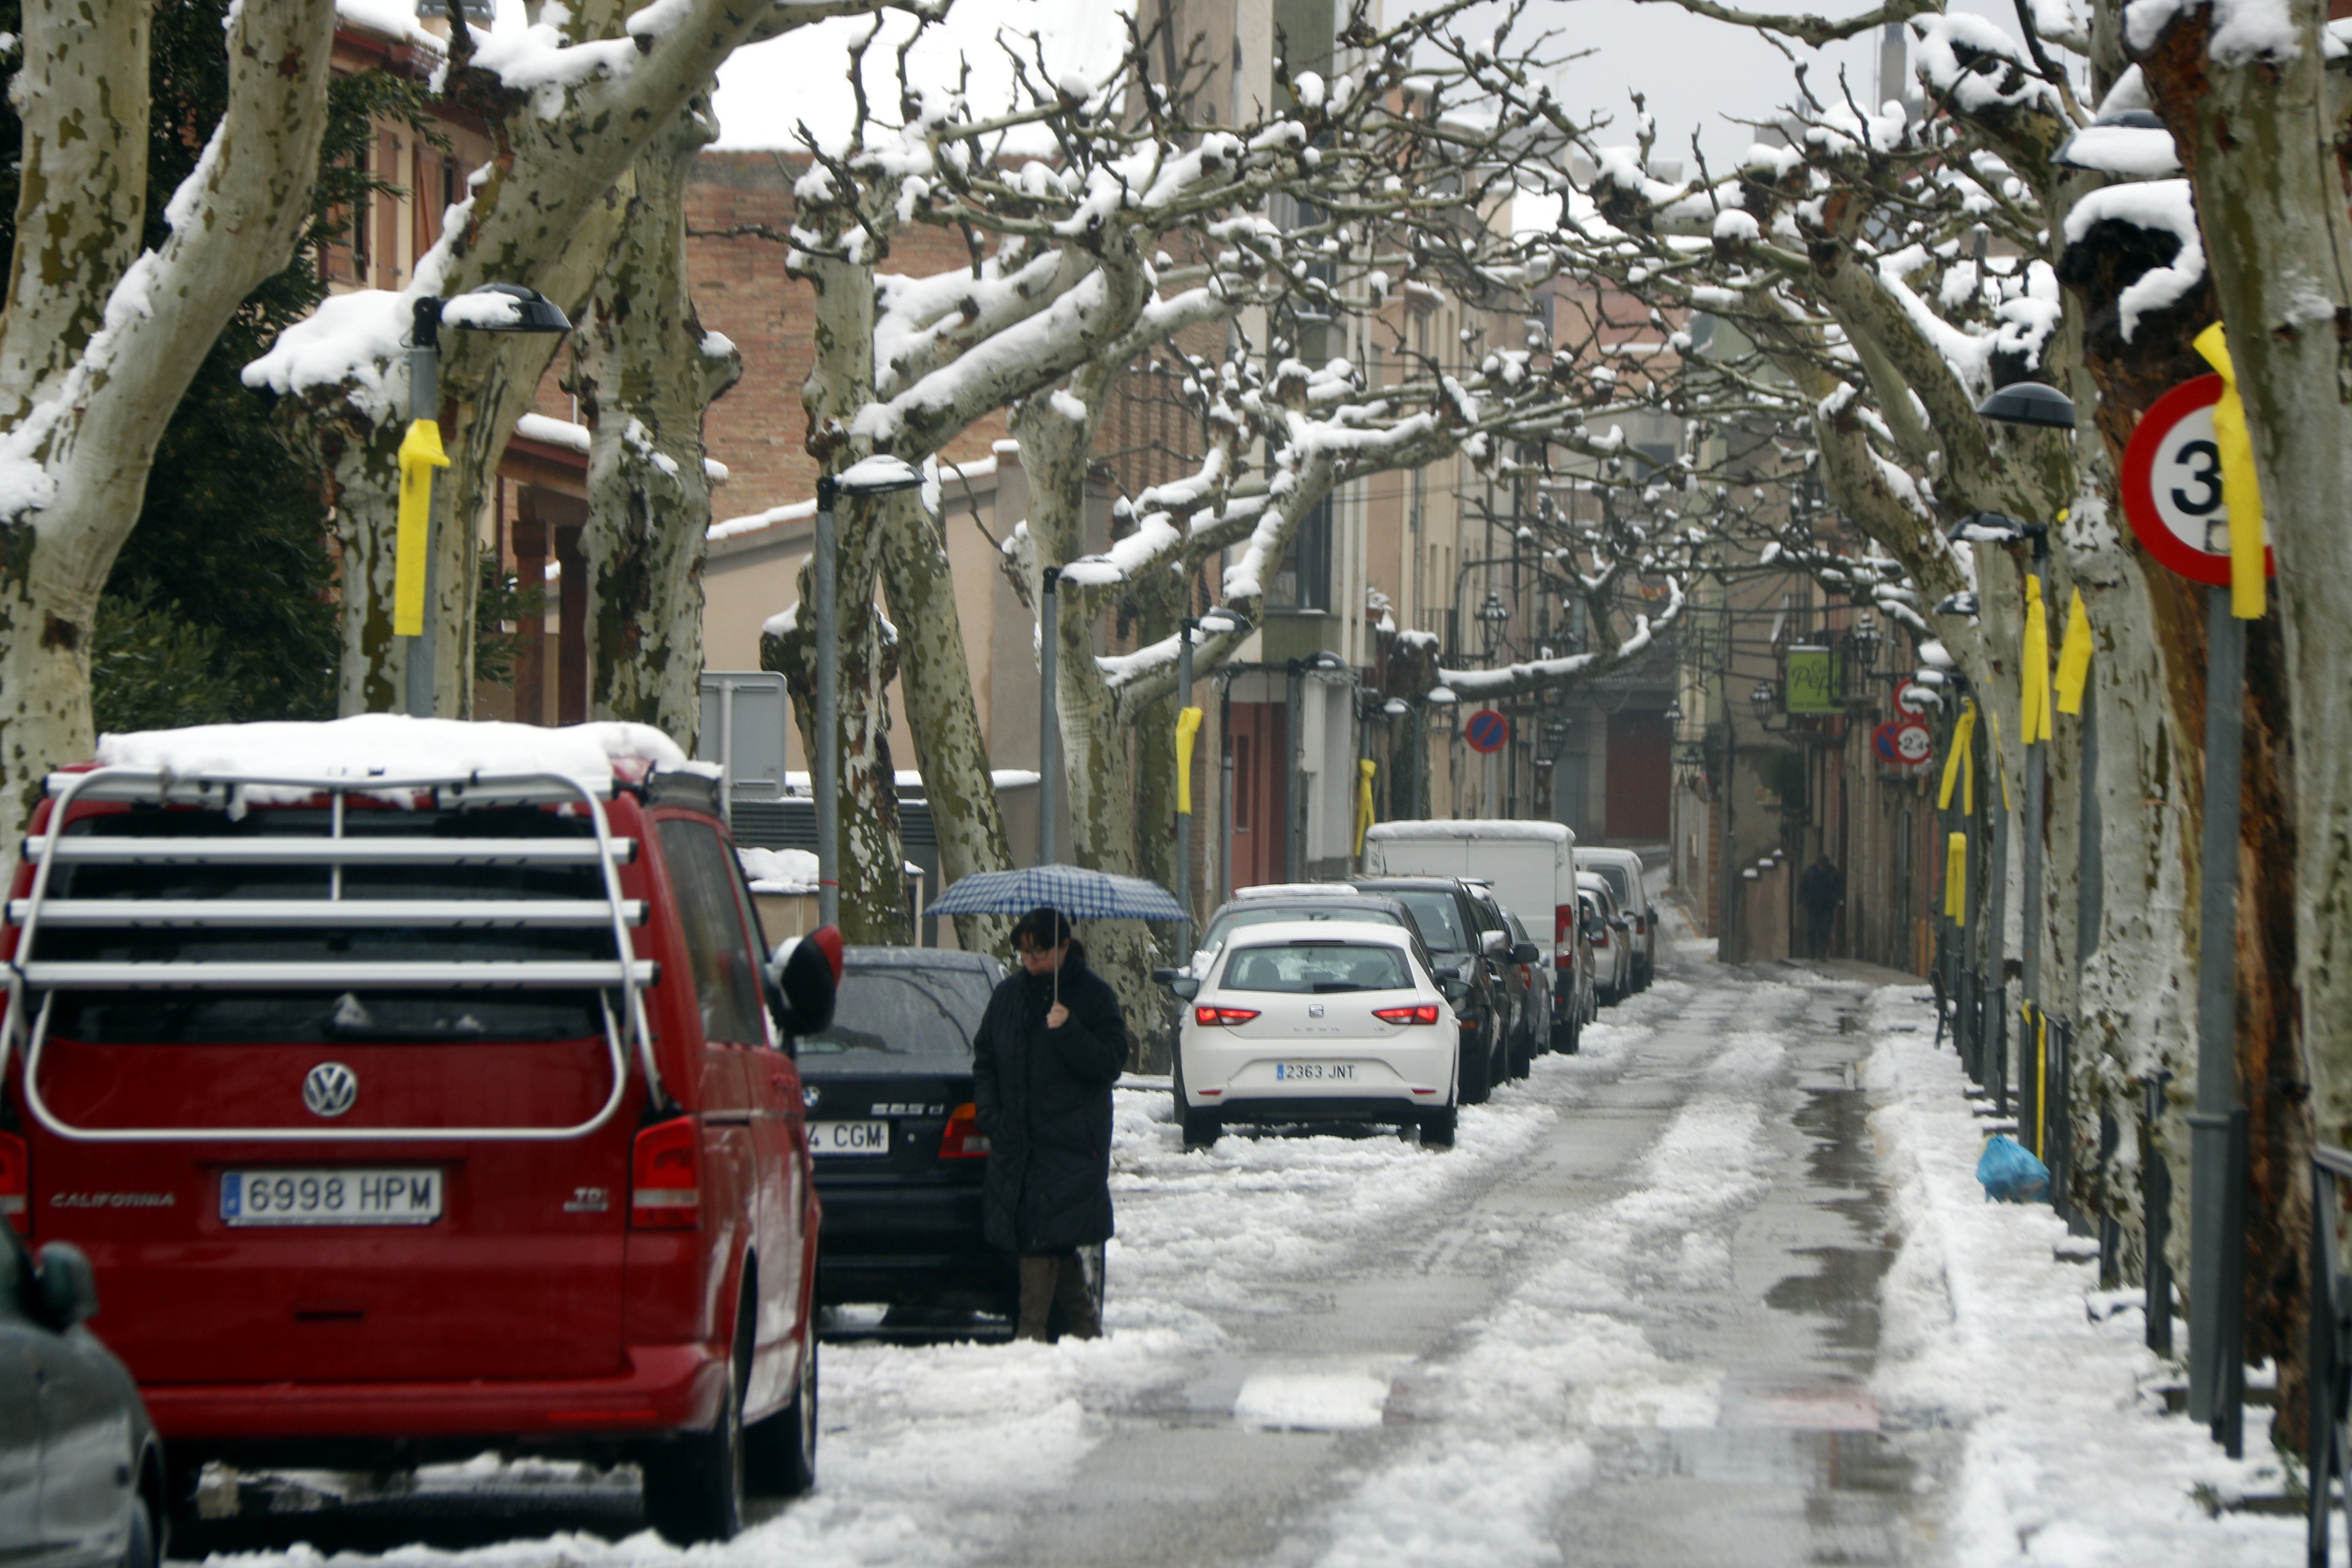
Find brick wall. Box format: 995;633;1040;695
686;152;1013;518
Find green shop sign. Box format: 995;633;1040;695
1785;648;1841;714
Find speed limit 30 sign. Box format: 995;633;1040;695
2120;373;2274;586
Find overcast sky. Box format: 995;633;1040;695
473;0;2043;170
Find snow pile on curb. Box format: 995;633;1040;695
1862;986;2309;1565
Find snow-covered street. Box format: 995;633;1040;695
175;928;2316;1568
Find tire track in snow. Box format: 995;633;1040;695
1283;978;1808;1568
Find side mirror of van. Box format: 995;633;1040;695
1480;929;1507;956
770;929;842;1043
34;1242;97;1330
1510;941;1542;965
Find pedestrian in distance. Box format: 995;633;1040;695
1798;854;1845;960
972;906;1131;1342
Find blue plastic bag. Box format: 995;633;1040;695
1977;1135;2050;1203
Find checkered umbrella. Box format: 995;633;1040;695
928;863;1185;923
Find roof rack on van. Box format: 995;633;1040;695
4;765;663;1145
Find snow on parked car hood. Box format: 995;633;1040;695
88;715;689;797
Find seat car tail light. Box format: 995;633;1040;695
1556;905;1576;968
0;1131;24;1233
630;1117;701;1230
1194;1005;1261;1026
1373;1003;1442;1025
940;1102;990;1159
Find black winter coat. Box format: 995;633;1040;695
971;949;1130;1253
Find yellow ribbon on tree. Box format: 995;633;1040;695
2055;588;2094;715
1355;758;1378;856
1938;698;1977;813
394;418;451;638
1174;706;1203;815
2020;575;2052;745
1945;831;1968;923
2193;322;2267;620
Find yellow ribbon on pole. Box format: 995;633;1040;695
2055;587;2094;715
2193;322;2267;620
394;418;451;638
2030;1004;2050;1158
2021;575;2052;745
1174;706;1203;815
1355;758;1378;856
1938;698;1977;813
1945;831;1968;923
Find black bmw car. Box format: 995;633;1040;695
796;948;1016;1317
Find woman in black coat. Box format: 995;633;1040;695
972;907;1132;1341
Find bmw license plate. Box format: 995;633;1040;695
1274;1062;1356;1082
221;1168;442;1226
809;1119;891;1156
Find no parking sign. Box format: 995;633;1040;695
1463;710;1510;754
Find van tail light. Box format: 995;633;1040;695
940;1102;990;1159
1373;1003;1441;1026
1194;1005;1261;1026
1555;905;1576;969
630;1118;701;1230
0;1131;24;1233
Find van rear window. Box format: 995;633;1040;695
39;805;611;1044
1588;863;1632;906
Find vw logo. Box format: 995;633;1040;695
802;1085;821;1113
1308;1003;1326;1018
303;1061;358;1119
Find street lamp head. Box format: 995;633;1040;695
1750;680;1777;723
1975;380;2076;429
1664;699;1683;724
1850;613;1882;674
834;454;927;497
439;282;573;335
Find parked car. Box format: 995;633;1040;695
796;947;1023;1325
1556;891;1596;1048
1362;820;1582;1051
1501;908;1554;1065
1460;881;1543;1080
1578;873;1630;1002
1352;875;1514;1105
1163;920;1460;1146
2;1228;165;1567
1576;847;1657;990
2;723;833;1546
1188;886;1433;976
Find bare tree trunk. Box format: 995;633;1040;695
568;100;742;747
0;0;337;837
880;488;1013;954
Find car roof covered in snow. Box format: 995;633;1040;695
1233;882;1359;899
1217;918;1418;950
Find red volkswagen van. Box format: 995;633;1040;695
0;724;829;1544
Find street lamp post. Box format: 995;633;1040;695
399;285;572;719
812;456;925;928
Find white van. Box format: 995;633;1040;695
1362;820;1578;1049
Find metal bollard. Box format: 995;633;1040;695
2145;1072;2175;1357
2305;1145;2352;1566
1990;984;2009;1119
2098;1108;2121;1287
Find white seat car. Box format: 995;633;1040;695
1162;920;1460;1150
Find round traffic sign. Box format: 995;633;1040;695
1894;681;1940;716
2120;374;2274;587
1464;710;1510;754
1873;718;1934;767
